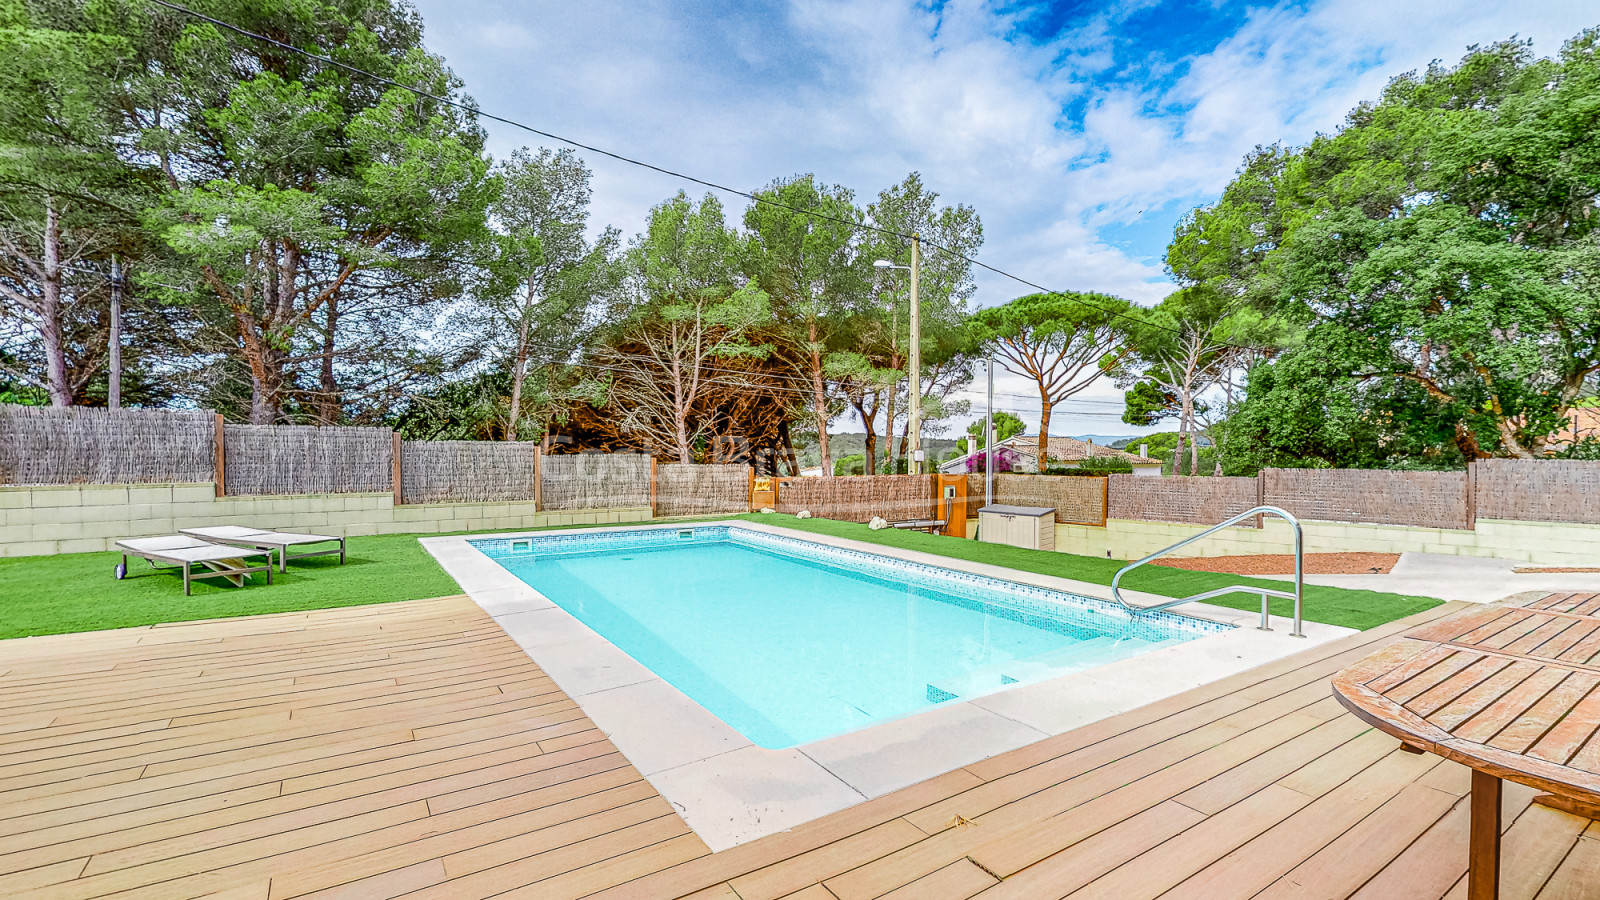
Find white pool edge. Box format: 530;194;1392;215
421;520;1355;851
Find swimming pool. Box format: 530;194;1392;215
474;526;1218;749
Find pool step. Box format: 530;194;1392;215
937;636;1137;697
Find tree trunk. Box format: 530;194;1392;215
317;295;341;425
108;256;123;409
506;329;529;441
248;343;286;424
777;418;800;476
40;199;72;408
850;392;878;475
1190;423;1201;475
808;322;831;476
1037;394;1053;471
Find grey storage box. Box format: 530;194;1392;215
977;505;1055;551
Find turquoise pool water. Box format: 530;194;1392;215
478;527;1209;749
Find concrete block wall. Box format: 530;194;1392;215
0;483;651;557
1057;517;1600;566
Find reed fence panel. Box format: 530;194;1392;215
990;474;1107;525
777;474;935;523
1475;459;1600;525
656;464;750;517
0;407;213;485
964;474;988;521
1263;467;1469;529
1109;474;1260;526
224;425;393;495
401;441;539;504
540;453;652;510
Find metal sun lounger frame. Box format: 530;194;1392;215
179;526;348;573
115;537;274;596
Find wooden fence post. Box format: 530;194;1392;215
1256;469;1266;528
213;413;226;497
391;432;403;506
533;447;543;512
1100;475;1109;527
1465;460;1477;531
649;457;658;518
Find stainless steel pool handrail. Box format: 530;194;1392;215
1110;505;1306;638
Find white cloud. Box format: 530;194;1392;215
411;0;1595;437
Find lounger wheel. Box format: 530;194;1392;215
114;562;127;580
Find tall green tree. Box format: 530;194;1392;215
1174;31;1600;460
0;0;144;406
743;176;865;476
598;192;770;463
1118;288;1280;474
128;0;493;423
858;173;981;471
955;410;1025;455
463;147;620;441
967;291;1135;463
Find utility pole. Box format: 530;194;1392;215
985;358;994;508
108;255;123;409
908;233;922;474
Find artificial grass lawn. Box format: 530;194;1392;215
0;513;1441;640
0;533;463;640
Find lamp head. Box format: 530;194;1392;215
872;259;895;269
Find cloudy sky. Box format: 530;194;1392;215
409;0;1596;440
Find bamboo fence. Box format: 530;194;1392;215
539;452;652;510
5;407;1597;528
402;440;540;504
1475;459;1600;525
1263;467;1470;529
1108;474;1261;526
223;425;393;496
0;407;212;485
776;474;936;523
988;474;1108;525
655;463;751;517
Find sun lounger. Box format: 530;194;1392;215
115;536;274;595
179;526;347;573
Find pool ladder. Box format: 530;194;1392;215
1110;506;1306;638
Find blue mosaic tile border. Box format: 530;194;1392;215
469;524;1232;642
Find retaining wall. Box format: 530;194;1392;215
1056;517;1600;566
0;483;650;557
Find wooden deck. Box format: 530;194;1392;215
2;595;1598;899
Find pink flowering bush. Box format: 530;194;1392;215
966;446;1018;473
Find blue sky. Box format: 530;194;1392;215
408;0;1596;437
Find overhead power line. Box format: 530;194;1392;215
140;0;1262;354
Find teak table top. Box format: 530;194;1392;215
1332;591;1600;806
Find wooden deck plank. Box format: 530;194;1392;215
5;592;1599;900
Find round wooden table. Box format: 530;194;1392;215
1332;592;1600;900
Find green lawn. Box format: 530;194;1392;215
719;514;1442;631
0;514;1440;640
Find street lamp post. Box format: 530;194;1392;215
873;232;922;474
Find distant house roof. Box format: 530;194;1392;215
938;433;1152;472
1549;407;1600;448
1014;434;1150;465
